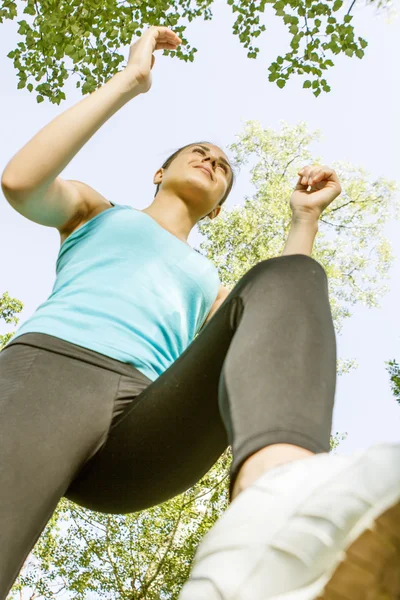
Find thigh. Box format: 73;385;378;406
66;292;243;514
0;343;118;598
66;255;335;515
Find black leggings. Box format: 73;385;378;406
0;255;336;597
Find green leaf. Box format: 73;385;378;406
277;79;286;88
303;80;312;88
24;3;36;15
333;0;343;10
36;94;44;103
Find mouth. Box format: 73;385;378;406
194;165;213;180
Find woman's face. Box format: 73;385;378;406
154;143;233;219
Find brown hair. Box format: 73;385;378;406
154;141;235;207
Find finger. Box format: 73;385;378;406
307;168;324;186
308;166;333;186
299;166;312;186
308;165;329;185
154;38;182;51
152;26;182;43
155;42;180;50
295;175;311;191
294;176;306;190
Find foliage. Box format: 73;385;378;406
0;290;23;350
386;359;400;406
198;120;398;333
9;120;397;599
11;450;232;600
12;431;347;599
0;0;388;104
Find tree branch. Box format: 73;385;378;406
347;0;357;15
106;516;125;596
138;502;186;598
183;473;229;508
319;218;373;230
69;506;107;533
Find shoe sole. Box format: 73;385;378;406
274;489;400;599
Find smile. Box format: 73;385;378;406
195;166;212;179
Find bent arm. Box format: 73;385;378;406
281;217;318;257
1;70;141;229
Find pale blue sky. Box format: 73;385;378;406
1;0;399;456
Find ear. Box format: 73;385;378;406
208;205;222;220
153;168;164;185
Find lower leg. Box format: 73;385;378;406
231;443;314;501
218;256;337;504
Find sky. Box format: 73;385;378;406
1;0;399;458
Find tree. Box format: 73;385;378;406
386;359;400;406
12;439;349;600
0;290;23;350
198;120;398;335
9;120;396;599
0;0;389;104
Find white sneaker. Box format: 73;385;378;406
178;444;400;600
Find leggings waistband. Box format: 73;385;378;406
6;332;151;383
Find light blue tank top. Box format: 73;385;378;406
11;204;220;381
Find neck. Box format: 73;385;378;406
142;193;201;244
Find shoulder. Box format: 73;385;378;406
200;284;231;330
217;284;230;301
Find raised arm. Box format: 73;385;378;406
1;26;182;232
282;165;342;257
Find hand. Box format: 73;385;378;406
125;26;182;94
290;165;342;223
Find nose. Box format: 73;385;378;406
204;156;217;169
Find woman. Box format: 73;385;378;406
1;26;399;600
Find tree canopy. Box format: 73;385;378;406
199;120;398;335
0;290;23;350
0;0;388;104
386;359;400;406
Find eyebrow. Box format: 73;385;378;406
193;145;233;177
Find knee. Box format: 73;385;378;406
243;254;327;289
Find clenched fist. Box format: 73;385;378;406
290;165;342;222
